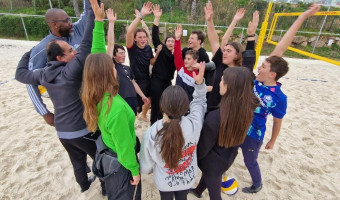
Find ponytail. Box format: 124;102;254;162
156;117;185;169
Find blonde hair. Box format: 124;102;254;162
81;53;119;132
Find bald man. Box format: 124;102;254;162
26;0;90;126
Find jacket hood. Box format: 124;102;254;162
43;61;66;83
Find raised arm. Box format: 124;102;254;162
174;24;184;71
242;10;259;71
187;62;207;136
106;8;117;57
152;4;162;26
204;1;219;56
247;10;259;42
90;0;106;54
141;20;152;45
220;8;245;49
126;1;153;48
270;4;320;57
72;0;90;35
152;4;162;47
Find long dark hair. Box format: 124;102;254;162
156;86;189;169
218;67;259;148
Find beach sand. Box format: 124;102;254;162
0;38;339;199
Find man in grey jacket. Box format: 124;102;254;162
15;2;100;193
26;0;90;126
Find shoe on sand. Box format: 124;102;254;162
81;175;96;193
242;185;262;193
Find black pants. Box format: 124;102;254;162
159;189;189;200
125;97;138;115
150;78;171;125
195;173;223;200
105;166;141;200
136;79;150;113
59;131;98;191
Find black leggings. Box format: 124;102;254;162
159;189;189;200
150;78;171;125
195;173;223;200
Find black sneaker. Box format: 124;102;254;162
189;188;203;198
242;185;262;193
81;175;97;193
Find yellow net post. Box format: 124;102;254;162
254;1;273;69
266;11;340;66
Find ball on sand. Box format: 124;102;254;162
221;176;238;195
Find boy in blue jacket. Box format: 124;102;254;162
241;4;320;194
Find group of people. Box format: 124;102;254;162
15;0;320;199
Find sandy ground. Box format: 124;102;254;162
0;38;339;200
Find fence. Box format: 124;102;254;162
1;12;340;60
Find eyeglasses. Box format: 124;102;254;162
54;18;72;23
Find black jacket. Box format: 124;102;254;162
197;108;239;176
151;24;176;83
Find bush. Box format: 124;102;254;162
0;15;26;38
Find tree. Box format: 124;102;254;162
191;0;198;18
72;0;80;17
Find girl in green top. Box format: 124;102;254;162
81;1;140;199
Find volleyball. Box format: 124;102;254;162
221;176;239;195
38;85;50;98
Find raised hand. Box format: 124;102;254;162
175;24;182;40
193;62;205;85
247;10;259;35
153;4;162;18
204;1;213;22
106;8;117;23
301;4;320;18
90;0;105;21
140;1;153;17
233;8;245;22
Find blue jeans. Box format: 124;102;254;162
240;135;263;187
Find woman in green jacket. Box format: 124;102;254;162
81;1;140;199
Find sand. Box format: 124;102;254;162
0;38;339;200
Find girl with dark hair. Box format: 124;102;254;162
140;63;207;200
190;67;259;200
81;3;141;199
204;1;259;109
150;4;176;125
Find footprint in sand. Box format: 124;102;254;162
305;153;313;159
302;137;314;145
322;141;333;146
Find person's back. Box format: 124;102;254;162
191;66;258;200
39;58;87;132
140;63;207;199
